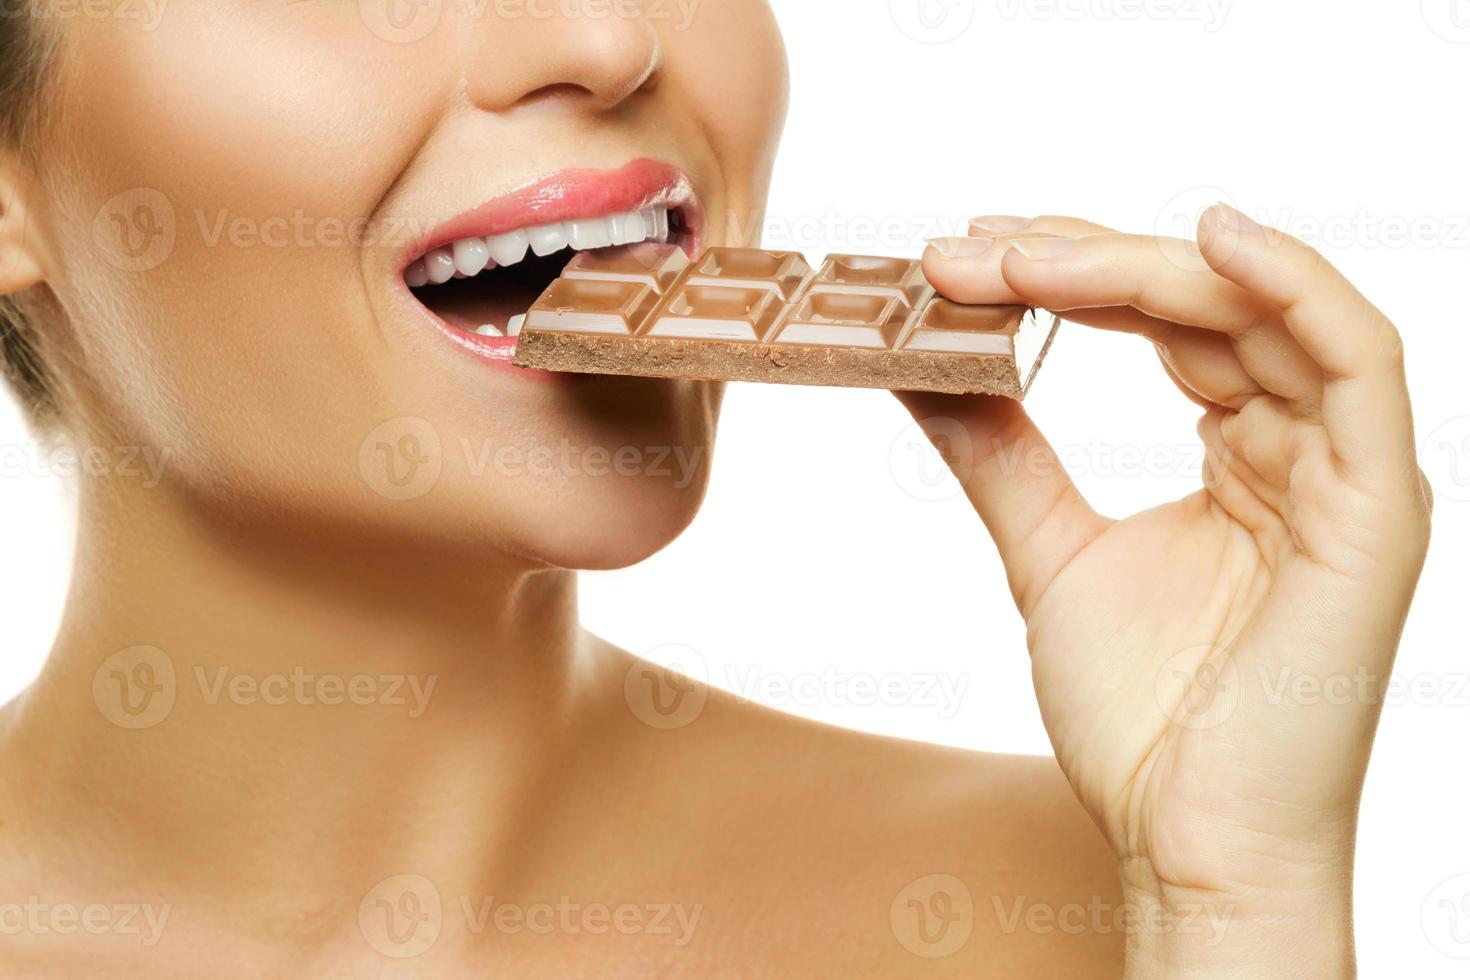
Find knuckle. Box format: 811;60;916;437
1275;249;1329;312
1418;467;1436;520
1377;325;1406;369
1195;407;1228;441
1228;303;1280;341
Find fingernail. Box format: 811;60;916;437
926;236;995;259
969;215;1031;235
1207;202;1264;236
1009;236;1075;260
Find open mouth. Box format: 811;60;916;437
403;204;692;341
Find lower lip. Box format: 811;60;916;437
432;327;521;363
426;323;594;386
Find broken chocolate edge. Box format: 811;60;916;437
512;332;1029;398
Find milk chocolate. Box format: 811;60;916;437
512;245;1059;398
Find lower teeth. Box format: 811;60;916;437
470;315;526;339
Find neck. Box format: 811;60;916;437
4;475;614;903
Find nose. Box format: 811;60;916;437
459;5;663;113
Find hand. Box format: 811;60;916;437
901;206;1431;976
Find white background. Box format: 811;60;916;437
3;0;1468;973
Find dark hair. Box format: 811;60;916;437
0;15;59;422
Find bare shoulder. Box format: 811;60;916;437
606;674;1126;977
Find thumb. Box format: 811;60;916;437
893;391;1108;617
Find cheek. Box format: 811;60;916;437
68;5;431;201
660;0;788;217
52;6;445;442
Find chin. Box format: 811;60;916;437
493;401;720;570
412;374;724;572
143;372;720;580
507;468;714;571
366;446;718;574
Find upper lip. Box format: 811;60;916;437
398;157;702;274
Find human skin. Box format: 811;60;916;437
918;212;1431;975
0;2;1428;977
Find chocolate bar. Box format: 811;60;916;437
511;245;1059;398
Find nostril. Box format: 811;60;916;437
517;82;599;108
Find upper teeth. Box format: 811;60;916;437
405;206;673;288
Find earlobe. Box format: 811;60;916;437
0;161;45;296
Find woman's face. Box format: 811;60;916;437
33;0;787;570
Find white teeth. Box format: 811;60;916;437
425;248;456;285
453;237;492;277
404;259;429;288
485;229;530;268
527;222;569;257
473;324;504;337
506;314;526;337
567;218;614;251
410;207;676;289
611;212;646;247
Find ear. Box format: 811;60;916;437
0;158;45;296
